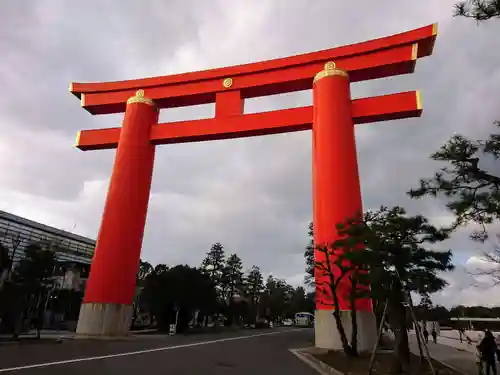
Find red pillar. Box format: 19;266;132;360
312;62;371;312
83;89;157;307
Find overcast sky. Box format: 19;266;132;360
1;0;499;308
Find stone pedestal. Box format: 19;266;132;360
76;303;133;337
315;309;377;352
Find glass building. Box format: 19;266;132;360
0;210;95;268
0;210;97;330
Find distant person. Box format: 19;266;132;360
477;331;499;375
423;328;429;344
431;328;437;344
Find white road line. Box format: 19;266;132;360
0;328;307;373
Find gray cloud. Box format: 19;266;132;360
1;0;500;306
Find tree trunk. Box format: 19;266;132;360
349;279;358;356
368;299;388;375
408;298;424;363
374;295;386;342
350;309;358;356
388;295;411;373
35;288;43;339
130;302;138;329
12;309;22;340
332;309;352;355
331;290;353;356
414;322;424;363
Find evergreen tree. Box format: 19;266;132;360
410;2;500;285
12;243;57;338
142;265;217;332
132;259;154;327
325;207;453;370
286;286;313;316
260;276;292;322
219;253;245;325
201;243;226;296
153;263;169;276
0;243;10;289
419;294;433;311
222;254;245;300
304;222;315;286
245;265;264;323
245;265;264;305
409;124;500;242
315;240;370;357
454;0;500;20
137;259;153;285
416;294;434;323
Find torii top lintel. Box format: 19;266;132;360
70;24;436;116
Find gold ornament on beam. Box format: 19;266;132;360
222;78;233;88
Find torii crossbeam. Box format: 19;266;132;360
70;23;437;349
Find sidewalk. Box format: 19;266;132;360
0;328;160;341
429;333;478;353
0;330;72;343
409;335;478;375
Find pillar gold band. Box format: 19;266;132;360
314;62;349;84
126;89;155;106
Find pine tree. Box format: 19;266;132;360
315;240;369;357
0;243;11;289
332;206;454;370
287;286;311;317
454;0;500;20
245;265;264;307
262;276;293;322
419;294;433;311
410;2;500;284
201;243;226;291
417;294;434;323
217;253;245;326
137;259;153;286
223;254;244;300
304;222;315;286
409;124;500;242
11;243;57;339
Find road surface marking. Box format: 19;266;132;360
289;349;334;375
0;329;307;373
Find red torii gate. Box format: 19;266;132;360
70;23;437;349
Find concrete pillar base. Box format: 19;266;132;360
315;309;377;352
76;303;133;337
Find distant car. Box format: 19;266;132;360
283;319;293;326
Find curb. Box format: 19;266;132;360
289;348;342;375
69;335;136;341
431;356;469;375
0;334;137;342
0;338;64;346
292;346;469;375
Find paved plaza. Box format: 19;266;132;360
409;334;478;375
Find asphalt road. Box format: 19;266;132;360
0;328;317;375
